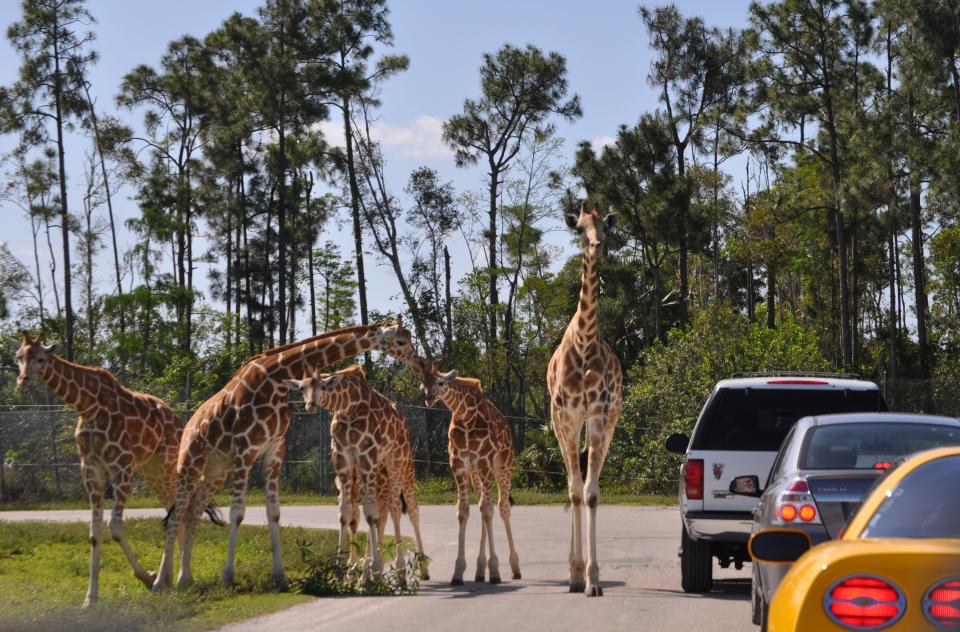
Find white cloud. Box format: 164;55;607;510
315;115;453;160
590;135;616;153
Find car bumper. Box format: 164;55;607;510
685;511;754;542
757;530;831;603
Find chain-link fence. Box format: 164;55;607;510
0;401;546;503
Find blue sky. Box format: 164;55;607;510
0;0;754;328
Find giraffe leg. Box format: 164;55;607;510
584;407;616;598
401;465;429;580
179;464;226;588
387;475;404;572
450;463;470;585
497;468;521;580
361;467;382;580
221;464;251;587
553;406;585;592
81;460;106;607
334;453;353;563
153;458;202;592
349;473;361;564
263;440;287;590
479;475;501;584
108;459;155;587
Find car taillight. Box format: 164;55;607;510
780;504;797;521
774;477;821;525
787;479;809;492
799;504;817;522
766;379;829;385
825;576;905;629
684;459;704;500
925;578;960;630
873;461;892;470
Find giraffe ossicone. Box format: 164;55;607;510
547;201;623;597
416;357;521;586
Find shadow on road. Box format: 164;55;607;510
423;578;628;598
645;578;751;602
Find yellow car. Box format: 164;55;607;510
749;445;960;631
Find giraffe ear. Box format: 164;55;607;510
564;213;578;230
604;213;618;229
19;329;31;344
438;369;458;384
281;379;303;392
41;343;57;355
431;356;443;373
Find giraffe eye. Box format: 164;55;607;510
576;226;584;234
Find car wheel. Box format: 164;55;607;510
680;524;713;593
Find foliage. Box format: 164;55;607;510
294;538;425;596
622;302;830;493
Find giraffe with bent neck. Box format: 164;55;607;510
547;202;622;597
152;320;420;591
11;330;184;607
417;358;521;586
285;365;428;580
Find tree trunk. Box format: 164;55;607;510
277;125;288;344
487;160;500;344
444;245;453;358
52;29;74;361
766;266;776;329
342;94;371;371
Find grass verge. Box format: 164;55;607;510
1;479;677;512
0;518;339;630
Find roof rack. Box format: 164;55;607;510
729;371;862;380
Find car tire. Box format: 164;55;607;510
680;524;713;593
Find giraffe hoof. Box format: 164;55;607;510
569;581;585;593
513;572;522;580
586;584;603;597
450;577;464;586
474;574;485;583
421;573;430;581
489;576;502;585
138;571;158;588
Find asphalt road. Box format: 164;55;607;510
0;504;753;632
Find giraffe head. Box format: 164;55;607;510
564;201;617;261
375;316;420;367
415;357;458;407
284;365;364;413
11;330;57;390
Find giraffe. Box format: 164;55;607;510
151;319;420;591
416;357;521;586
284;365;428;580
10;330;186;607
546;202;622;597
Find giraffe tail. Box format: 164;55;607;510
509;494;515;506
579;449;588;479
205;503;226;526
400;492;408;514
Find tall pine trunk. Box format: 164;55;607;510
52;28;74;360
342;94;371;369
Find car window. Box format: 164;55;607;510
861;454;960;539
766;426;797;487
691;388;885;452
799;423;960;470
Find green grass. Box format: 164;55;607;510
0;518;342;630
0;478;677;511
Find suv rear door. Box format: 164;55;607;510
690;386;886;513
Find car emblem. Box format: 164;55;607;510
712;463;724;480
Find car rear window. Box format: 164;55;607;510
861;454;960;539
691;387;885;452
800;422;960;470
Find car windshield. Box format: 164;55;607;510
691;387;885;452
799;422;960;470
861;454;960;539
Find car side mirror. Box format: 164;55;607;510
664;433;689;454
729;475;763;497
748;529;812;563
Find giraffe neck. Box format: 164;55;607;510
41;355;106;414
316;376;369;415
262;326;382;381
573;253;600;355
438;380;481;414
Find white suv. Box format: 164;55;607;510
664;373;887;593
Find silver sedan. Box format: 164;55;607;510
727;412;960;630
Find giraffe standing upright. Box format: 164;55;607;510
547;202;622;597
285;365;428;580
417;358;521;586
151;320;420;591
11;330;185;607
